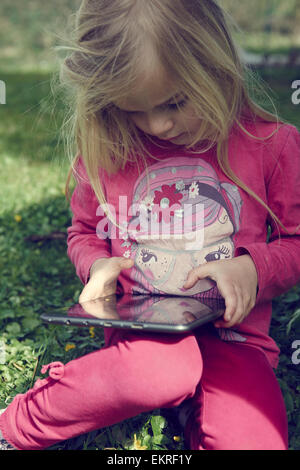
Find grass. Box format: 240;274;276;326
0;66;300;450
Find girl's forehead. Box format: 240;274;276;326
115;62;179;112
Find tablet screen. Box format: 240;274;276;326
44;294;225;331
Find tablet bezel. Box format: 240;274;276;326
41;294;225;333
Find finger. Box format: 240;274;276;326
182;272;199;289
103;258;134;284
223;281;238;321
240;291;255;321
79;274;112;302
183;263;215;289
99;258;134;294
79;283;104;303
79;259;133;304
228;285;255;327
214;281;238;327
79;287;97;303
216;284;245;328
116;257;135;271
226;283;244;322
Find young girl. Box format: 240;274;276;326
1;0;300;450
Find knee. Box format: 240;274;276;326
189;398;289;450
117;334;203;409
202;429;288;450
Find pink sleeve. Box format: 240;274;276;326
67;157;111;284
236;125;300;303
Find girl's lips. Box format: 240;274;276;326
167;133;185;141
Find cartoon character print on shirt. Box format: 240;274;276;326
121;157;241;296
119;156;246;342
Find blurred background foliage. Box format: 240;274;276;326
0;0;300;71
223;0;300;42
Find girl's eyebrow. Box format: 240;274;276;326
117;93;184;113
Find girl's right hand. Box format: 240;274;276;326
78;257;134;303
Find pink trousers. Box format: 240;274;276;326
0;325;288;450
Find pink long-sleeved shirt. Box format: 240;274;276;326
67;120;300;368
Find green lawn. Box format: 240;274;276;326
0;67;299;450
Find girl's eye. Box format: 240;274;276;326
166;99;188;111
126;110;140;116
124;98;188;116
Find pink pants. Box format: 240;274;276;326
0;325;288;450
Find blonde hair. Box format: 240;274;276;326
55;0;292;235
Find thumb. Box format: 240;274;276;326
117;257;134;270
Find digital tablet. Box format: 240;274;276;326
41;293;225;334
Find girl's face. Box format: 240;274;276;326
115;62;201;146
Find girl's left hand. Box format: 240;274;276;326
182;254;258;328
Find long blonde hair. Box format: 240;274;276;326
55;0;292;235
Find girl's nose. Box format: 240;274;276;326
146;112;174;137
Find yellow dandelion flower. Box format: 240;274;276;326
132;434;147;451
89;327;95;338
65;343;76;352
14;214;22;222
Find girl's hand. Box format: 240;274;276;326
182;254;258;328
79;257;134;303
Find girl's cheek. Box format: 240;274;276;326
130;116;146;132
